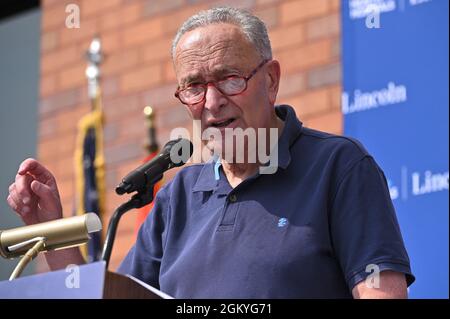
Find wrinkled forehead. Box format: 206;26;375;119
174;23;260;85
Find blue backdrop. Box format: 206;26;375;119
342;0;449;298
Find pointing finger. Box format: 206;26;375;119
18;158;56;186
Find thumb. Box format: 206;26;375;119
30;180;62;215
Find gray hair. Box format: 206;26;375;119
171;7;272;61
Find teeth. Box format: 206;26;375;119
212;119;233;127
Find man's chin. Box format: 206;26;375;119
203;140;252;164
204;140;223;158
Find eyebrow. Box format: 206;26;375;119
181;65;243;87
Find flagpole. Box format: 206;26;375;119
85;36;103;111
74;36;106;262
143;106;159;154
133;107;161;236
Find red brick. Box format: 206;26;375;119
41;45;80;74
57;63;86;90
38;116;58;139
59;18;98;47
101;32;121;53
120;64;163;94
57;177;75;207
99;9;122;32
212;0;256;11
164;60;177;83
304;109;342;134
41;31;58;53
110;228;135;269
55;103;91;135
257;0;281;6
143;0;184;17
122;18;164;48
275;39;332;73
98;3;142;33
306;12;340;40
122;2;143;25
280;0;329;25
270;23;305;51
331;37;341;58
42;0;64;8
281;87;330;117
104;141;143;167
253;6;279;29
104;117;119;139
102;49;140;77
160;3;210;36
38;132;76;162
330;0;340;11
80;0;121;18
156;104;191;128
41;3;67;31
141;38;172;64
113;113;148;144
330;84;342;111
105;166;118;190
307;62;341;89
141;83;179;108
102;94;141;120
102;76;120;98
40;73;58;97
77;38;94;57
277;72;306;99
54;156;76;185
39;88;82;117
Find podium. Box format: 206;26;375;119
0;261;172;299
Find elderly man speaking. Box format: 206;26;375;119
7;7;414;298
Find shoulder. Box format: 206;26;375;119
299;127;371;167
291;127;375;183
300;127;369;158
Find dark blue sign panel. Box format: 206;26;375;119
342;0;448;298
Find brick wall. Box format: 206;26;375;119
37;0;341;271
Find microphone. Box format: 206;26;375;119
101;138;193;267
0;213;102;259
115;138;193;195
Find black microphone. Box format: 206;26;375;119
115;138;193;195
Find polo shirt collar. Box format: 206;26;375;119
192;104;303;193
275;104;303;169
192;159;218;192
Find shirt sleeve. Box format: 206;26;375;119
116;186;171;289
330;155;415;291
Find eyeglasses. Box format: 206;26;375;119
174;59;270;106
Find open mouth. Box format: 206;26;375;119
211;118;236;128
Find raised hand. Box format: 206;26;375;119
7;158;63;226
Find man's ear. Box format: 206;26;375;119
265;60;281;105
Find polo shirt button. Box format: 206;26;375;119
229;194;237;202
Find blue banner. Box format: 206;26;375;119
342;0;449;298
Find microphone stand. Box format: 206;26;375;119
101;173;162;269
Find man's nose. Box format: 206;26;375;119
204;83;227;114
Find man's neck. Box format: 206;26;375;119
221;161;259;188
221;115;285;189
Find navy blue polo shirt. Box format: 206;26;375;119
118;105;414;298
